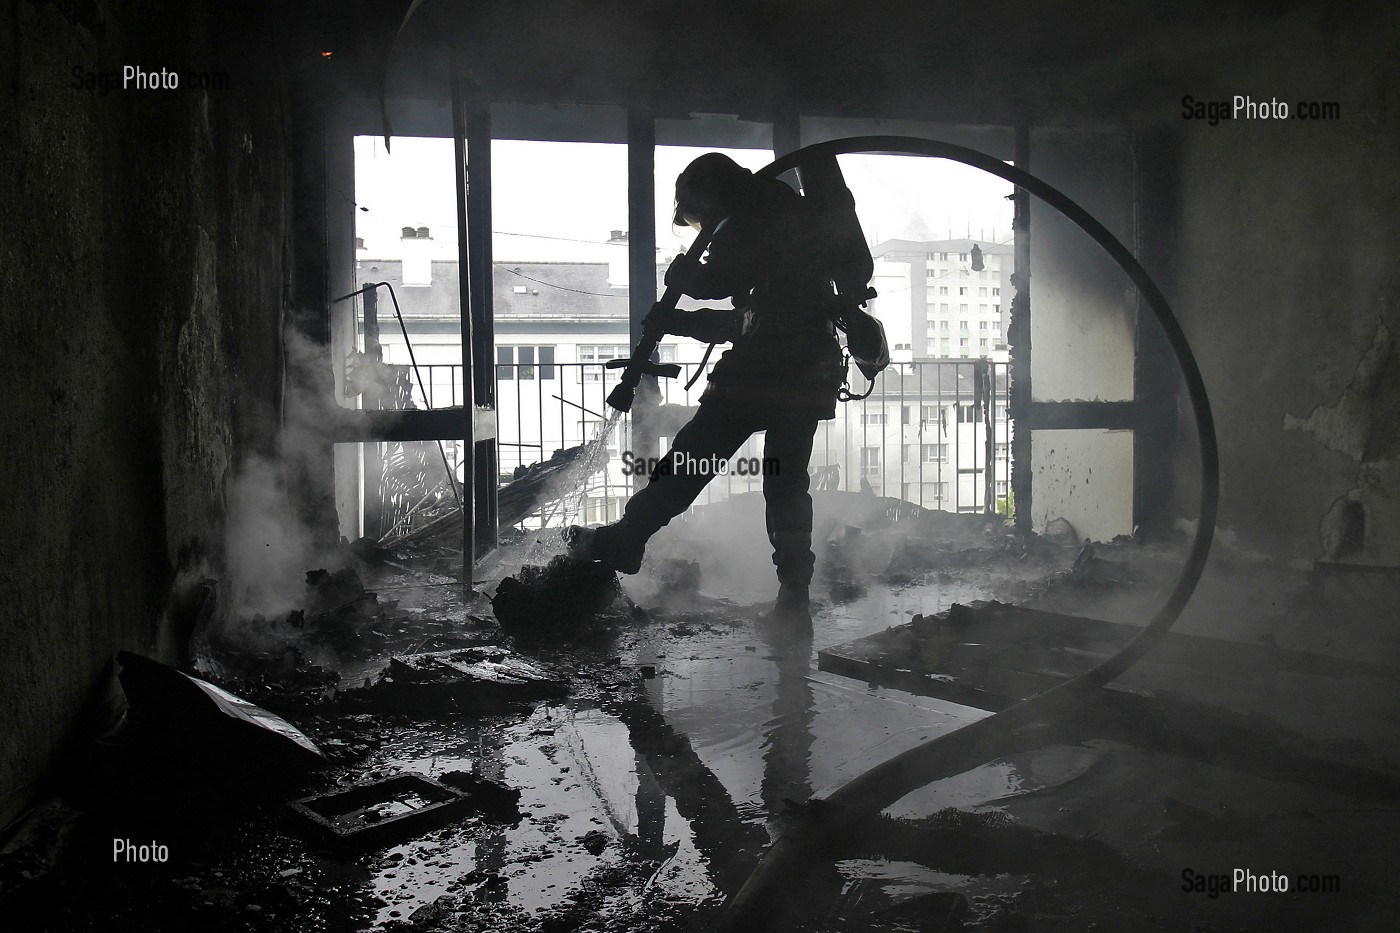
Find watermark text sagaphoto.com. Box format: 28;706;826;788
1181;867;1341;897
620;451;779;478
1181;94;1341;125
72;65;232;93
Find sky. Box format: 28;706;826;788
352;136;1014;263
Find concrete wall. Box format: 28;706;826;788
1027;129;1138;540
0;0;292;822
1164;9;1400;563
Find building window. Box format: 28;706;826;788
980;304;988;313
980;339;989;348
993;304;1001;313
922;443;948;462
979;321;989;331
579;344;628;382
956;402;977;423
497;345;556;380
996;403;1008;421
995;442;1009;459
959;320;969;331
921;404;940;422
979;287;988;297
585;495;623;524
959;253;968;261
861;412;886;426
902;405;911;425
934;481;949;500
958;286;968;296
940;303;950;312
959;304;968;313
861;447;881;476
996;481;1009;497
941;320;950;332
992;287;1000;296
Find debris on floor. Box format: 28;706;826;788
115;651;325;774
358;647;567;711
437;771;523;825
6;526;1397;931
288;774;475;846
491;554;638;635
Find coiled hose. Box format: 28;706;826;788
718;136;1218;931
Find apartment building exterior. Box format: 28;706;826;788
869;237;1012;363
351;229;1012;534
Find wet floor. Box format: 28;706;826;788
7;527;1399;930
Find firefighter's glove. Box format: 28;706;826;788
643;306;683;337
664;254;694;287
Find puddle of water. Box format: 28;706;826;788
350;572;1052;926
836;857;1029;899
886;742;1106;819
362;705;652;924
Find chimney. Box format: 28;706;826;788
401;224;432;285
607;230;629;289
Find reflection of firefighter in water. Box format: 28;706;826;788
568;152;849;624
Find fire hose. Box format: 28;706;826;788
715;137;1219;931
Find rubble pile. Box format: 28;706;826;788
491;555;638;636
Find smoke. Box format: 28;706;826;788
220;324;348;625
620;488;1007;612
224;457;320;617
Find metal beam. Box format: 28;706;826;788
361;286;385;538
627;112;656;348
627;112;658;495
329;407;496;445
451;58;476;570
466;95;499;558
1023;400;1139;431
1009;125;1032;534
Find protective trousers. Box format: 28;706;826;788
607;399;818;596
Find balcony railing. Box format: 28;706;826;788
373;358;1011;534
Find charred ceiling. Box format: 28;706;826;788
346;0;1343;132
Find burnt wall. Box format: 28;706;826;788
1162;6;1400;563
0;0;293;822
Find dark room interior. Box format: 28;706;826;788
3;1;1399;930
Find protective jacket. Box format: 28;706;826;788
665;176;846;420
